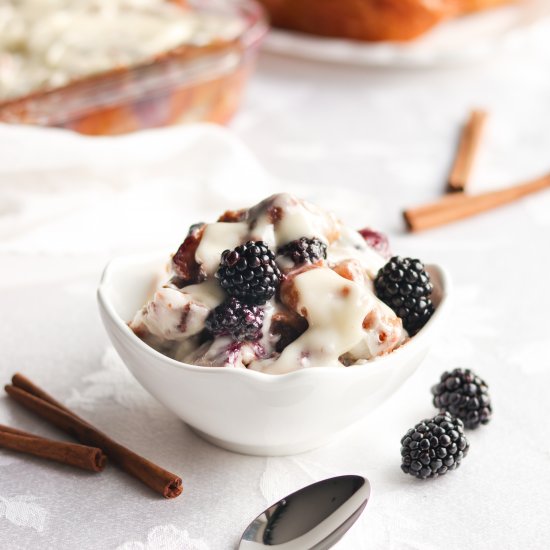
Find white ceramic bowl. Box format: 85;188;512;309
98;254;451;456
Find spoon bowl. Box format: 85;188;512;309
239;475;371;549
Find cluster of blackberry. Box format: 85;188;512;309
373;254;492;479
208;237;325;342
277;237;327;265
400;368;492;480
431;368;492;429
205;298;264;342
374;256;434;335
400;412;469;479
216;241;282;306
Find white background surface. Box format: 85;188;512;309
1;18;550;550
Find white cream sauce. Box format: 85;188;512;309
134;286;209;341
195;222;248;276
0;0;244;101
248;193;339;248
183;336;258;369
343;300;406;363
327;226;385;279
132;193;407;373
249;268;374;374
130;279;224;342
180;279;225;310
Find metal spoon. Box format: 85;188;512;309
239;475;371;550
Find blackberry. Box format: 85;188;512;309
358;228;391;258
400;412;469;479
374;256;434;335
432;368;492;429
205;298;264;342
216;241;282;305
277;237;327;266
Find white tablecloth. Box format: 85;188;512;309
1;28;550;550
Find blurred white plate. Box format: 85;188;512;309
262;0;550;67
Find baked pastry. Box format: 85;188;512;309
453;0;514;12
257;0;515;42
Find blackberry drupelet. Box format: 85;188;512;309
216;241;282;305
400;412;469;479
374;256;434;335
277;237;327;265
205;298;264;342
432;368;492;429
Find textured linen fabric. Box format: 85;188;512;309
1;27;550;550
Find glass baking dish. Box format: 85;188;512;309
0;0;267;135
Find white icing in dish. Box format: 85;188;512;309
249;268;372;374
195;222;248;276
327;225;386;278
0;0;245;101
130;193;409;374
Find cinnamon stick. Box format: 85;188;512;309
6;376;182;499
12;373;71;414
0;424;106;472
448;109;487;192
404;173;550;232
